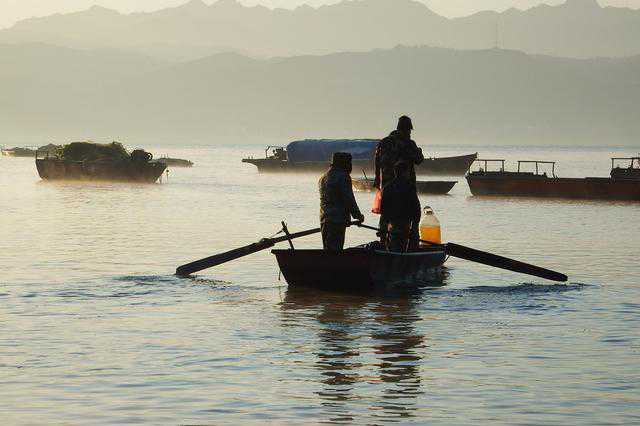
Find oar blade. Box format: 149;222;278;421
176;240;274;276
445;242;568;282
175;226;323;276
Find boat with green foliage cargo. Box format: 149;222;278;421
466;157;640;201
36;141;166;183
242;140;477;176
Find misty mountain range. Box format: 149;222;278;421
1;0;640;61
2;43;638;145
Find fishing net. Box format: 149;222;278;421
59;142;130;162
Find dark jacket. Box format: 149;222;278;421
319;166;362;224
374;130;424;189
380;176;421;224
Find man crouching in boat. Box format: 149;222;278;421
381;161;421;252
319;152;365;250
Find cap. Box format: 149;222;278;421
397;115;414;131
331;152;352;169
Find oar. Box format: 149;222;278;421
176;221;360;276
356;223;567;282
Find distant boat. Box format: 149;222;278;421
2;147;33;157
36;142;166;183
242;140;477;176
153;156;194;167
467;157;640;201
2;144;59;157
352;176;456;195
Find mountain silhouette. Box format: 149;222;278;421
2;43;638;145
1;0;639;60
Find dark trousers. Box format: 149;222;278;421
322;222;346;251
387;221;411;252
379;189;421;247
380;217;420;249
378;215;389;242
408;221;420;250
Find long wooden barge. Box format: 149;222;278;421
467;157;640;201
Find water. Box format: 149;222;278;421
1;144;639;425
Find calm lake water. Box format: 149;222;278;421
1;144;639;425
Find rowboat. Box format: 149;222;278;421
467;158;640;201
177;221;567;284
352;177;456;195
272;244;446;289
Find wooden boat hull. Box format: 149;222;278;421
417;153;477;175
353;178;456;194
273;247;446;289
36;159;166;183
243;153;477;176
467;173;640;201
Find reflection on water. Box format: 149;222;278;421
2;145;640;424
281;287;438;423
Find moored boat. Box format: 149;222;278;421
417;153;478;175
2;146;35;157
153;156;194;167
242;140;477;176
2;144;59;158
36;141;166;183
352;177;457;194
273;244;446;290
467;158;640;201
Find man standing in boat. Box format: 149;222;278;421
319;152;365;250
374;116;425;246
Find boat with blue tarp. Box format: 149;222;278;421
242;140;477;176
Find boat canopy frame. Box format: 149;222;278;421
611;156;640;170
470;159;558;177
471;159;506;173
517;160;556;177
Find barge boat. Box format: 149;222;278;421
467;157;640;201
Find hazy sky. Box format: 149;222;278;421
1;0;639;29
